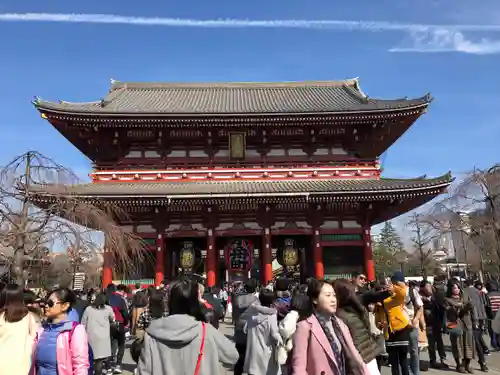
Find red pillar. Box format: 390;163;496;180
102;246;113;290
363;227;375;281
313;229;324;279
206;229;216;287
155;232;165;286
262;228;273;285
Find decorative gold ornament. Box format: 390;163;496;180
180;241;195;269
283;239;299;267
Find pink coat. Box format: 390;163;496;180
291;315;369;375
32;322;90;375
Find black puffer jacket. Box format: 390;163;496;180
336;306;383;364
201;299;220;329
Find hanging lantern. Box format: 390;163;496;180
180;241;195;270
226;239;253;272
282;238;299;267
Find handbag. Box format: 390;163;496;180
194;322;206;375
446;320;463;335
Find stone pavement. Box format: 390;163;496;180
121;322;500;375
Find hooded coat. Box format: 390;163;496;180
243;304;282;375
136;314;238;375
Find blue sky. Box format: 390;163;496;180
0;0;499;237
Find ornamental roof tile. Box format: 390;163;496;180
30;174;452;198
34;78;431;116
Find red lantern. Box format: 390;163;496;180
225;239;253;272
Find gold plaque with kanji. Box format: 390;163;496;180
229;132;246;159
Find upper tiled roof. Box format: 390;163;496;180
33;78;431;116
30;174;452;199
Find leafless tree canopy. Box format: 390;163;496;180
423;165;500;276
0;151;147;285
406;213;440;276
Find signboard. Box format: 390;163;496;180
226;239;253;271
320;234;363;242
142;238;156;246
229;132;246;159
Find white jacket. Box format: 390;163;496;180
276;310;299;365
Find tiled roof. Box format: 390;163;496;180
30;174;452;199
33;79;431;115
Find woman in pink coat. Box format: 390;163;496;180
291;280;369;375
33;288;90;375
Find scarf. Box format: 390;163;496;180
314;311;345;375
313;311;363;375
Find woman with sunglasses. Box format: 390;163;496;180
33;288;90;375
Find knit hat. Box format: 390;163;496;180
391;271;405;283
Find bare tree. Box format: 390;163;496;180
425;166;500;277
407;212;440;276
0;151;146;285
453;166;500;260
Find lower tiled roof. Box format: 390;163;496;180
30;174;452;198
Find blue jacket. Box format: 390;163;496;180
108;293;130;325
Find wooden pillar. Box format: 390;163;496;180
207;229;216;287
102;235;113;289
155;232;165;286
313;229;324;279
363;227;375;281
262;228;273;285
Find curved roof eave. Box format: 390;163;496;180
33;100;432;118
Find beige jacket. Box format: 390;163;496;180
0;312;39;375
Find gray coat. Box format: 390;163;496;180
233;292;259;345
463;286;487;321
81;305;114;359
243;304;282;375
137;314;238;375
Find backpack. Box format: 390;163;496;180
112;306;125;323
69;322;94;375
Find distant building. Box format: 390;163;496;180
432;232;454;260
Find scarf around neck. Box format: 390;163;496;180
313;310;363;375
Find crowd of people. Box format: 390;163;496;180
1;272;500;375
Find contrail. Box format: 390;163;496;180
0;12;499;32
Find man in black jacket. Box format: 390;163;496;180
106;284;130;373
421;280;448;369
200;285;223;329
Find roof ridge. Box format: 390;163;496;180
380;172;453;182
109;78;360;91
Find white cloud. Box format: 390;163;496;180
389;29;500;55
1;13;499;55
1;12;499;31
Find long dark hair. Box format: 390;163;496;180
149;290;165;319
168;280;205;321
290;287;310;321
0;283;29;323
92;293;109;309
333;278;365;317
446;279;463;298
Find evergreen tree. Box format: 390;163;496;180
377;222;405;255
372;222;405;277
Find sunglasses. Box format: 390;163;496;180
45;300;64;308
359;276;367;281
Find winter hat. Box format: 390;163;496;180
391;271;405;283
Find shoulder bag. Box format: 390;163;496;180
194;322;207;375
